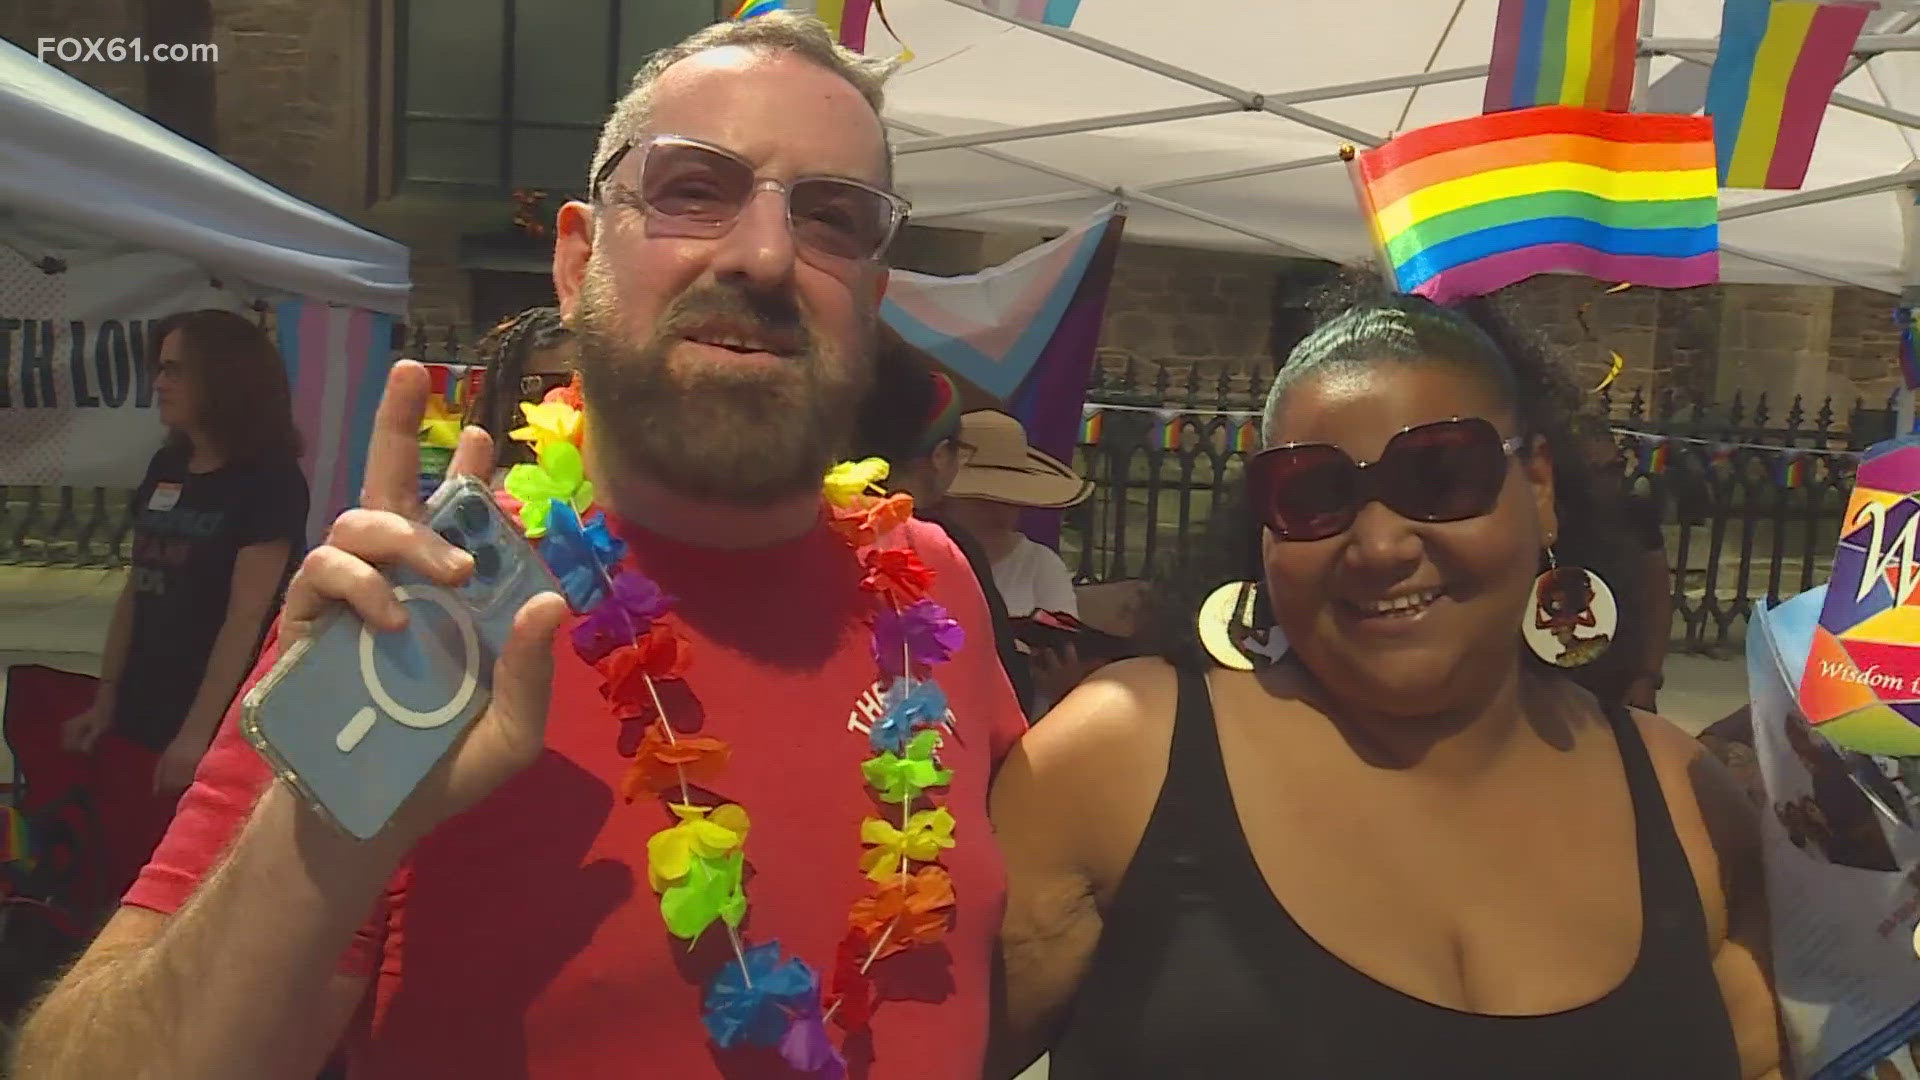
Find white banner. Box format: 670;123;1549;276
0;233;240;487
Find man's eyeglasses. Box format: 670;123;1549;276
590;134;909;263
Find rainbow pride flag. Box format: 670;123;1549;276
1485;0;1642;114
1079;406;1104;446
1353;106;1719;304
1706;0;1873;189
1153;410;1184;452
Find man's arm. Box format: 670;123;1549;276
11;782;390;1080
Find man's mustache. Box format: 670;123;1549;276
653;287;813;356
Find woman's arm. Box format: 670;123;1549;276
155;541;288;790
989;659;1179;1077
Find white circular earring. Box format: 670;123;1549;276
1520;548;1618;668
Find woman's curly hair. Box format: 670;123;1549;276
1143;280;1648;714
465;307;573;450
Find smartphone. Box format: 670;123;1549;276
241;476;560;840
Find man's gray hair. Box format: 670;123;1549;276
588;12;899;193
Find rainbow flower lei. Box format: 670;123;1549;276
493;378;963;1076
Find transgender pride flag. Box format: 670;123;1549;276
277;299;395;544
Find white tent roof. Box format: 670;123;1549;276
882;0;1920;295
0;38;409;314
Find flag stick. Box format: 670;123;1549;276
1341;144;1401;293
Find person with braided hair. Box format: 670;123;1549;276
464;306;575;473
991;292;1782;1079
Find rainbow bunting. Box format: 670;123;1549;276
1484;0;1642;115
1646;438;1670;474
1353;106;1719;304
1706;0;1872;190
1154;410;1183;452
1779;450;1808;489
1234;419;1260;454
1079;406;1104;446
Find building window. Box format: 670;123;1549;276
395;0;719;196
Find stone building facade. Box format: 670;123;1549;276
2;0;1906;421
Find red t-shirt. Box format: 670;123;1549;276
127;516;1027;1079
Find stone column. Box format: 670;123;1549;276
1712;284;1835;408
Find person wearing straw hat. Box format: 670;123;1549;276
941;410;1096;713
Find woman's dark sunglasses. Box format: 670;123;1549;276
1246;417;1525;542
591;134;909;263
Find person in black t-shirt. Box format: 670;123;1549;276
61;310;309;796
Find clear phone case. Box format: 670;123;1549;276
241;475;559;839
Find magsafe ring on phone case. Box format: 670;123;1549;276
334;583;481;752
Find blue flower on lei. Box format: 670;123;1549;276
538;499;626;611
702;940;819;1050
868;677;950;755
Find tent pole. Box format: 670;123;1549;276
898;102;1240;155
888;117;1344;260
914;155;1346;221
1646;33;1920;55
1634;0;1656;110
1719;169;1920;221
1663;51;1920;132
898;64;1492;157
931;0;1382;146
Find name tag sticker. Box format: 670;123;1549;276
147;483;181;512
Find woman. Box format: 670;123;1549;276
1571;413;1672;711
464;306;574;475
62;310;308;807
991;296;1781;1078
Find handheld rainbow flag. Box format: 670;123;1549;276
1705;0;1873;190
1484;0;1642;114
1351;106;1719;304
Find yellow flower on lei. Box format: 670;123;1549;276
509;400;583;454
857;806;955;882
823;458;890;508
646;803;750;892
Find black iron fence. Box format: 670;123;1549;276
1060;359;1905;654
1;341;1906;656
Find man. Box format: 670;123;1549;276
12;15;1026;1080
853;339;1034;713
1574;415;1671;711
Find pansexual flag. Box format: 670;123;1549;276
1706;0;1873;189
1484;0;1643;114
1353;106;1719;304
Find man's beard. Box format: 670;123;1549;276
573;266;873;507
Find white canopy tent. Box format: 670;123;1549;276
0;37;409;315
880;0;1920;296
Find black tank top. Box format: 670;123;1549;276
1050;664;1742;1079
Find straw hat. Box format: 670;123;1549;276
946;410;1092;509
